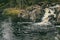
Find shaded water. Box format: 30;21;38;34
0;17;60;40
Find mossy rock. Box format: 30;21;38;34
2;8;28;17
2;8;20;16
2;8;30;22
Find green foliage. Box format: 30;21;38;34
0;0;60;9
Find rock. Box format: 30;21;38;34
26;5;42;22
56;5;60;12
57;13;60;24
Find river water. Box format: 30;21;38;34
0;16;60;40
0;4;60;40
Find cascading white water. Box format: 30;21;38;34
1;17;14;40
49;4;60;8
33;7;56;26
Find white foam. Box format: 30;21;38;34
33;8;56;26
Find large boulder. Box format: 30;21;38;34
2;5;43;22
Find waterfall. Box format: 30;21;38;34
33;7;56;26
1;17;14;40
49;4;60;8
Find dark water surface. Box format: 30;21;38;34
0;20;60;40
